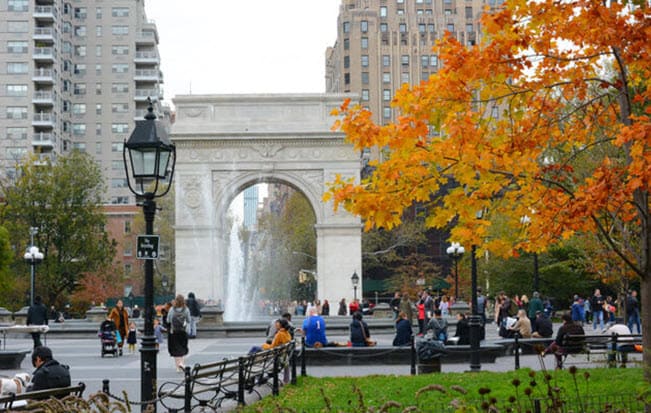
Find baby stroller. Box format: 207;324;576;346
99;319;118;357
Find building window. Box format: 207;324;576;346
124;220;131;233
8;0;28;12
112;103;129;113
383;89;391;101
112;7;129;17
361;20;368;33
343;56;350;69
74;26;87;37
397;9;404;15
111;26;129;36
361;55;369;67
6;147;27;159
382;72;391;83
96;123;102;135
96;142;102;154
399;23;407;33
72;103;86;114
72;142;86;152
430;55;438;66
361;37;368;49
95;83;102;95
343;22;350;33
96;104;102;115
112;45;129;55
383;107;391;119
419;24;426;33
62;100;70;112
73;83;86;95
447;23;455;32
361;72;369;85
361;89;369;101
95;64;102;75
445;9;452;15
6;84;27;96
124;263;132;274
96;7;102;19
428;24;435;33
421;55;429;68
112;83;129;93
7;107;27;120
344;73;350;85
401;72;410;84
111;123;129;133
74;45;86;57
112;64;129;73
401;55;409;66
96;26;102;37
112;160;123;170
6;127;27;140
96;45;102;57
7;62;28;74
112;142;124;152
343;38;349;50
74;7;87;19
380;6;387;17
72;123;86;136
111;178;128;188
74;63;86;75
382;55;390;67
380;23;388;32
7;41;28;54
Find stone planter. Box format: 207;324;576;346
371;303;393;319
86;306;108;323
199;305;224;326
13;307;29;325
0;307;14;324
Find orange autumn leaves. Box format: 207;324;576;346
326;0;651;266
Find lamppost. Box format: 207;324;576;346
351;270;360;301
446;242;465;300
468;209;486;372
123;99;175;412
23;227;44;307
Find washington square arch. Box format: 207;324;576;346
171;93;362;312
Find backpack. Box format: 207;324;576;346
171;309;187;333
508;300;518;317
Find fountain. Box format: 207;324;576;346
223;217;258;321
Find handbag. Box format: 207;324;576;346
115;330;122;344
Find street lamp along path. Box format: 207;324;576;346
123;98;176;413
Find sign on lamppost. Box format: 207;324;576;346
137;235;160;260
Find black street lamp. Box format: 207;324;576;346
469;244;482;371
23;227;44;307
123;99;175;412
351;270;360;301
446;242;465;300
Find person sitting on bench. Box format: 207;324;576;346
542;313;585;369
604;323;635;365
27;346;71;392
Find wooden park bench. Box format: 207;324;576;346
157;341;296;412
0;382;86;412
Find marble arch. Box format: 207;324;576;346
171;94;362;307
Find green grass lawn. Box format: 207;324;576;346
241;367;648;412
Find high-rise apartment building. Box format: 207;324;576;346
326;0;498;161
0;0;165;205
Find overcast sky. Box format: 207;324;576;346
145;1;341;107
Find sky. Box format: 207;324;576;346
145;1;341;107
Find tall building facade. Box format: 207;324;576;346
0;0;165;205
326;0;496;162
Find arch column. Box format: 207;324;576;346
316;223;362;306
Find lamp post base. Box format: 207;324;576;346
468;314;482;372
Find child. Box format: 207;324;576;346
126;321;138;353
153;318;167;349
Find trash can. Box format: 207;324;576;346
417;356;442;374
415;337;444;374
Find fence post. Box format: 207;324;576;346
102;379;110;394
514;333;520;370
183;366;192;413
238;357;246;405
300;336;307;377
533;398;541;413
272;349;280;396
291;341;297;385
410;335;416;375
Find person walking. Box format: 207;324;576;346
167;294;191;372
338;298;347;316
389;292;401;320
626;290;641;334
186;292;201;339
27;295;48;348
591;289;605;331
399;292;414;327
109;299;129;356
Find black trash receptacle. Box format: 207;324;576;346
417;357;441;374
415;337;444;374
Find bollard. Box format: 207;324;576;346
290;342;297;385
300;336;307;377
183;366;192;413
514;333;520;370
102;379;110;394
410;335;416;375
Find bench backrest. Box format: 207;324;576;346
0;383;85;411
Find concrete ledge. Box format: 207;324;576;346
0;350;30;369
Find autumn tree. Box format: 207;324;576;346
0;152;116;310
327;0;651;376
